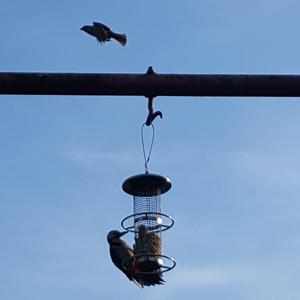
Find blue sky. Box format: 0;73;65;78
1;1;300;299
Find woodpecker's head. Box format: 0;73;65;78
107;230;127;243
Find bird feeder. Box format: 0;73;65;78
121;172;176;275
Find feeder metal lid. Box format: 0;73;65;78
122;173;172;196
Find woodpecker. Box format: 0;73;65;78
81;22;127;46
107;230;143;288
107;230;165;287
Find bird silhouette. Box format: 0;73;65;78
81;22;127;46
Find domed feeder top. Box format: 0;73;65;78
122;173;172;196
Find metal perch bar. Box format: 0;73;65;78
1;71;300;97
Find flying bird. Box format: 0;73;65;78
107;230;164;288
81;22;127;46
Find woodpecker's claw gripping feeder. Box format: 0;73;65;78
120;95;176;278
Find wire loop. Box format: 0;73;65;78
141;123;155;173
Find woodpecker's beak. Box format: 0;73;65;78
119;231;128;237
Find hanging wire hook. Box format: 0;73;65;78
141;122;155;173
140;66;162;172
145;66;162;126
145;97;163;126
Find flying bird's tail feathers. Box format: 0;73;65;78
111;32;127;46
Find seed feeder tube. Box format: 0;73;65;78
121;173;176;275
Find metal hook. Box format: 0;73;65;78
144;66;163;126
145;97;162;126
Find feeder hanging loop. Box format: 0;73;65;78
141;123;155;174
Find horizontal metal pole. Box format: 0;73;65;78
1;71;300;97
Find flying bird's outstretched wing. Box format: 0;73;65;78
93;22;111;32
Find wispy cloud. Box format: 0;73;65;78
230;151;300;187
143;261;300;300
57;144;188;173
59;144;139;167
168;265;243;288
141;264;249;300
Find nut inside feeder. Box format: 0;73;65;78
121;173;175;275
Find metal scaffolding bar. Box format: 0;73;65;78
1;70;300;97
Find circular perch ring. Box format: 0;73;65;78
121;211;175;233
121;254;176;274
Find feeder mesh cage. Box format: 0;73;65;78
133;191;163;271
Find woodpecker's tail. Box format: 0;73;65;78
131;278;144;288
134;271;165;286
111;32;127;46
